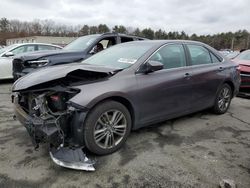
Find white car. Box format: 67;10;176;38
0;43;62;80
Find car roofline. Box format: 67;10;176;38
6;43;62;48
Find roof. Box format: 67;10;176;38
8;43;62;48
125;39;205;45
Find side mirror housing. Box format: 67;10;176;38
4;52;14;57
89;46;96;54
140;60;163;74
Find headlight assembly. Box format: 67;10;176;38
27;59;49;67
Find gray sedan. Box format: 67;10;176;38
12;40;240;170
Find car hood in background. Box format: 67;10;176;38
233;59;250;73
14;50;84;61
12;64;119;91
233;59;250;66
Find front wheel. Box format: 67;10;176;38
212;83;232;114
83;101;131;155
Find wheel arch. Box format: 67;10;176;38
223;80;235;98
87;95;136;129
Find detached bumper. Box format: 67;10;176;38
50;147;95;171
14;102;96;171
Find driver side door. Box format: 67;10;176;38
136;44;193;125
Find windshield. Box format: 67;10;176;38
235;50;250;60
0;44;19;55
82;42;153;69
63;34;100;51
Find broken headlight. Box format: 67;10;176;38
47;92;69;112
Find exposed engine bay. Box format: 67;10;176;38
12;65;120;171
13;86;95;171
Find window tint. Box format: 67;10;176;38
149;44;186;69
210;52;221;63
121;37;134;43
187;45;212;65
38;45;58;51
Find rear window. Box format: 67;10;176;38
120;37;134;43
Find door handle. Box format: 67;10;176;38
184;72;191;79
218;67;224;72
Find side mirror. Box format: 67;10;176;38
4;52;14;57
89;46;96;54
141;60;163;74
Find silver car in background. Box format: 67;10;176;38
0;43;62;80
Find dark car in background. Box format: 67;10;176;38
12;33;146;80
232;49;250;96
12;40;240;170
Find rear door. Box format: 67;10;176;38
136;43;193;125
185;44;224;110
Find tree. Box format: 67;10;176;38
133;28;141;36
155;29;165;39
31;20;42;35
141;28;154;39
0;17;10;32
0;17;249;50
79;25;89;35
89;26;98;34
98;24;110;33
41;19;55;35
112;25;127;34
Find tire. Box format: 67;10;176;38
212;83;232;114
83;100;132;155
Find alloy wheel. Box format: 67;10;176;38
218;87;231;112
94;110;127;149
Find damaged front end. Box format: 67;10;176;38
12;64;119;171
13;86;95;171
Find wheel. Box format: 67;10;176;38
212;83;232;114
83;100;132;155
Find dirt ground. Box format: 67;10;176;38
0;82;250;188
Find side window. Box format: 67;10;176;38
91;37;116;54
187;45;212;65
25;45;36;52
121;37;133;43
99;37;116;49
11;45;36;55
210;52;221;63
149;44;186;69
38;45;57;51
11;46;26;55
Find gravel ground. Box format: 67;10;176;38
0;82;250;188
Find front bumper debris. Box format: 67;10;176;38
13;94;96;171
50;147;95;171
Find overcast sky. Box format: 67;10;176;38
0;0;249;35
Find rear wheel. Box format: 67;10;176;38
212;83;232;114
83;100;131;155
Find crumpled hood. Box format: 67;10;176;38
12;63;118;91
15;49;84;62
